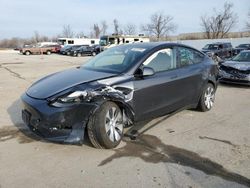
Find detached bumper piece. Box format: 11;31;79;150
21;93;97;144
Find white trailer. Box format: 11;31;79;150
57;38;100;46
37;42;59;47
99;34;150;49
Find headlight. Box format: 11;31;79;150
51;91;88;107
59;91;88;103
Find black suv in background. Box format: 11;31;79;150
60;45;85;55
234;44;250;55
71;45;101;57
202;42;234;60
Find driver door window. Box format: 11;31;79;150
143;48;175;73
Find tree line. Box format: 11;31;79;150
0;2;250;48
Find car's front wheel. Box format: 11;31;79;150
25;51;30;55
197;83;215;112
87;102;124;149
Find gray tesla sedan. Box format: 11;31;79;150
21;42;218;148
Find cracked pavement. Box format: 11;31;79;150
0;50;250;188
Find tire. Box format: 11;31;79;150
25;51;30;55
92;51;96;56
67;52;70;56
46;50;51;55
197;83;215;112
77;53;81;57
87;102;124;149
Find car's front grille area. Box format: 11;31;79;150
220;66;250;78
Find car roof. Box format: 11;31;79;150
120;42;200;51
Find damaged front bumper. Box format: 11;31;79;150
219;70;250;86
21;93;98;144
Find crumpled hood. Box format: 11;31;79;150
222;61;250;71
26;68;116;99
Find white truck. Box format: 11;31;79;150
99;34;150;49
57;38;100;46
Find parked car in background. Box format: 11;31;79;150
60;45;84;55
71;45;100;57
92;44;102;53
202;42;234;61
234;44;250;55
20;45;56;55
219;50;250;86
21;42;218;148
43;44;62;53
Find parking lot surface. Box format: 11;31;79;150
0;51;250;188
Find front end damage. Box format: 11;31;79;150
219;65;250;85
21;83;135;144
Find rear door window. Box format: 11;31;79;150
177;47;204;67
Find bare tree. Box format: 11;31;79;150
124;23;137;35
101;21;108;35
246;9;250;31
33;31;40;43
142;12;176;40
76;32;86;38
93;24;101;38
200;2;238;39
62;24;74;38
113;19;120;34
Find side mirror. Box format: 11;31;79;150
134;66;155;78
143;67;155;77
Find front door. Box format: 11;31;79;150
132;47;185;121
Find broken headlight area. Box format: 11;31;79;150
50;90;99;107
49;85;133;108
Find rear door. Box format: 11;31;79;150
175;47;205;105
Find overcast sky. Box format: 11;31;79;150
0;0;249;39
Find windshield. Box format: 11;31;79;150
61;45;71;50
58;40;66;45
100;37;108;46
203;44;219;50
232;51;250;62
76;46;86;50
81;45;148;73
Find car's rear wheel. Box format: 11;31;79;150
197;83;215;112
87;102;124;149
46;50;51;55
92;51;96;56
77;53;81;57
